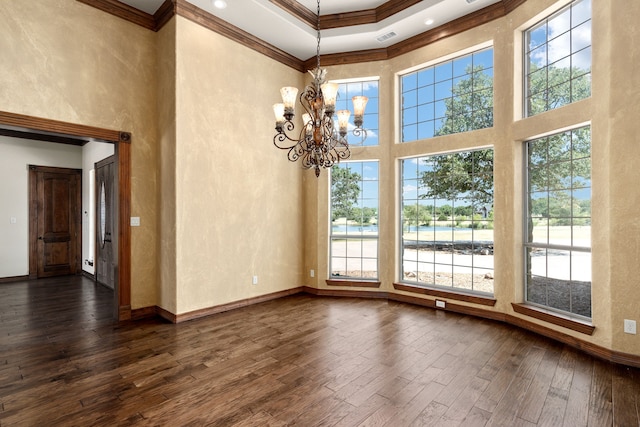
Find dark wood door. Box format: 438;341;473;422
29;166;82;278
95;156;115;289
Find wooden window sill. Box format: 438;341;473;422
393;282;496;306
326;279;381;288
511;303;595;335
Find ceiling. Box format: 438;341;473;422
118;0;502;60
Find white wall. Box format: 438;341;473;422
0;136;83;277
81;141;115;275
82;142;115;274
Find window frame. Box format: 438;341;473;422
331;77;380;147
523;125;592;320
399;148;495;296
329;160;380;281
523;0;592;117
398;46;494;143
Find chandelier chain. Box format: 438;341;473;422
316;0;321;71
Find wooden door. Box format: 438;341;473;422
95;156;115;289
29;166;82;278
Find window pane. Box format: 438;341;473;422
330;162;379;280
400;48;493;142
524;0;591;117
401;149;494;294
335;79;379;147
525;126;591;318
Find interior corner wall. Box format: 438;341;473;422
0;0;159;308
0;137;82;278
172;16;305;314
157;17;178;315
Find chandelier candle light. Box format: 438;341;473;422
272;0;368;177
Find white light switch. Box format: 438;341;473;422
10;217;16;224
130;217;141;226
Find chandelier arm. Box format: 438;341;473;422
273;122;304;149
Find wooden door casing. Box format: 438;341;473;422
29;166;82;278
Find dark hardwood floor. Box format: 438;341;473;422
0;276;638;426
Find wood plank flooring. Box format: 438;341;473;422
1;276;639;426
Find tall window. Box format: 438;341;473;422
400;48;493;142
401;149;494;294
524;0;591;117
335;80;379;147
524;126;591;319
330;161;379;279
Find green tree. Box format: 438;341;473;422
436;65;493;136
419;65;591;209
331;166;361;221
403;204;432;227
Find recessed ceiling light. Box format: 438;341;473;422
425;19;434;26
213;0;227;9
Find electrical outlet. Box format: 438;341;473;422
310;269;315;278
435;300;446;309
252;275;258;285
624;319;636;335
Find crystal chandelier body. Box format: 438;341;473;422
272;0;368;177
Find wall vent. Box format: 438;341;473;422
376;31;397;43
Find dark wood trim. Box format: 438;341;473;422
512;302;595;336
393;282;497;306
303;286;388;299
131;305;160;321
375;0;422;22
28;168;38;280
271;0;424;30
156;305;177;323
0;128;88;146
76;0;156;31
0;275;30;284
0;110;132;322
326;279;381;288
175;0;304;72
303;48;389;71
320;9;377;29
76;0;528;70
269;0;317;28
0;111;121;142
115;134;131;320
154;0;176;31
169;287;306;323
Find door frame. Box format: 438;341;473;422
28;165;83;278
0;110;132;321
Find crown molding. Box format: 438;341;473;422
77;0;528;71
77;0;157;30
270;0;423;30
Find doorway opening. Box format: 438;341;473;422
0;111;132;321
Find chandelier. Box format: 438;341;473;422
272;0;368;177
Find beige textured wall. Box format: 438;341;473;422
607;1;640;354
172;17;305;314
0;0;158;308
157;19;178;314
306;0;640;355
